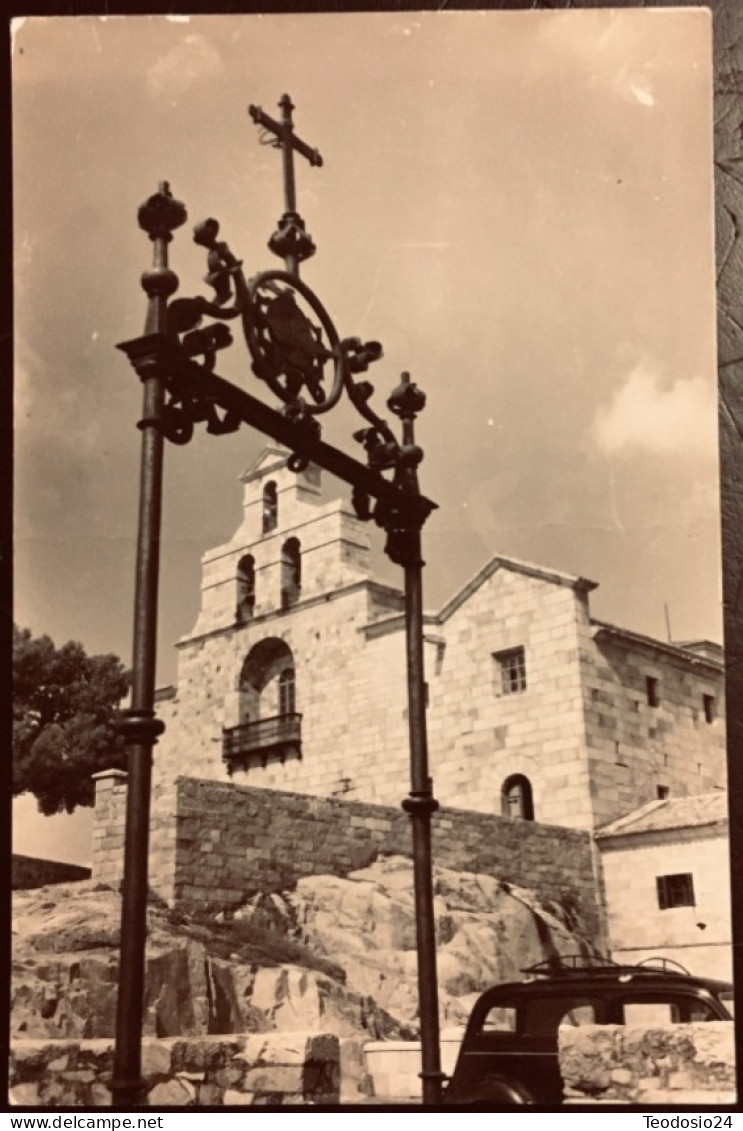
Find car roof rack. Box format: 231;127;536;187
521;954;692;978
522;955;619;974
635;956;691;975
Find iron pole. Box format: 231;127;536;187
389;374;444;1106
403;547;444;1106
111;184;184;1108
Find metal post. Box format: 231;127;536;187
111;183;185;1109
388;373;444;1106
402;549;444;1106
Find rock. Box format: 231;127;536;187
223;1088;254;1105
243;857;586;1033
141;1039;173;1077
339;1037;374;1101
12;861;592;1047
10;1082;40;1105
32;926;120;953
147;1077;195;1106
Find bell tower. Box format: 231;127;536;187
185;446;373;638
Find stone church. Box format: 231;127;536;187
151;446;726;832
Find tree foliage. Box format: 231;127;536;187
13;625;130;815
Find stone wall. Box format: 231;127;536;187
93;774;600;939
582;631;726;829
10;1033;340;1108
598;825;732;982
559;1022;736;1105
425;566;595;827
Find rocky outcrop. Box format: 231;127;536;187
12;892;399;1045
12;856;593;1045
235;857;586;1030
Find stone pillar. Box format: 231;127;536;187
91;769;128;887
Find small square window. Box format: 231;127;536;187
657;785;669;800
494;647;527;695
656;873;694;910
646;676;660;708
703;694;716;724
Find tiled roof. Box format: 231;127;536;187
591;621;723;671
596;792;728;839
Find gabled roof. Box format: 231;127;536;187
436;554;597;624
239;446;292;483
595;792;728;840
362;553;596;636
592;620;723;672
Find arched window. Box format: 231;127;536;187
223;638;302;774
262;482;278;534
281;537;301;609
236;554;256;624
501;774;534;821
278;668;296;716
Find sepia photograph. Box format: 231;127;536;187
11;7;738;1111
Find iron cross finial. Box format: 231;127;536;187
249;94;324;276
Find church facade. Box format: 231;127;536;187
152;447;726;831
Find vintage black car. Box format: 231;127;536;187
443;955;734;1107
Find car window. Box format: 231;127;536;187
623;1001;679;1026
622;996;717;1024
522;997;599;1037
559;1003;597;1027
719;990;735;1018
481;1006;517;1032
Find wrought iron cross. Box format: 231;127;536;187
249;94;323;276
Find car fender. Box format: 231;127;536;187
446;1074;536;1107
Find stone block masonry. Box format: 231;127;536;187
90;770;128;889
10;1033;341;1107
559;1022;735;1105
93;773;600;939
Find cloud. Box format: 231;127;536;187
592;364;716;459
146;34;222;101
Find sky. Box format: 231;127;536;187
12;10;719;864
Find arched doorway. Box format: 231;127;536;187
223;637;301;773
501;774;534;820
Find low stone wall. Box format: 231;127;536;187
559;1022;736;1105
364;1031;464;1100
92;773;600;938
12;856;92;891
10;1033;340;1107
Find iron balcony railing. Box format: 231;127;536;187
222;713;302;770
